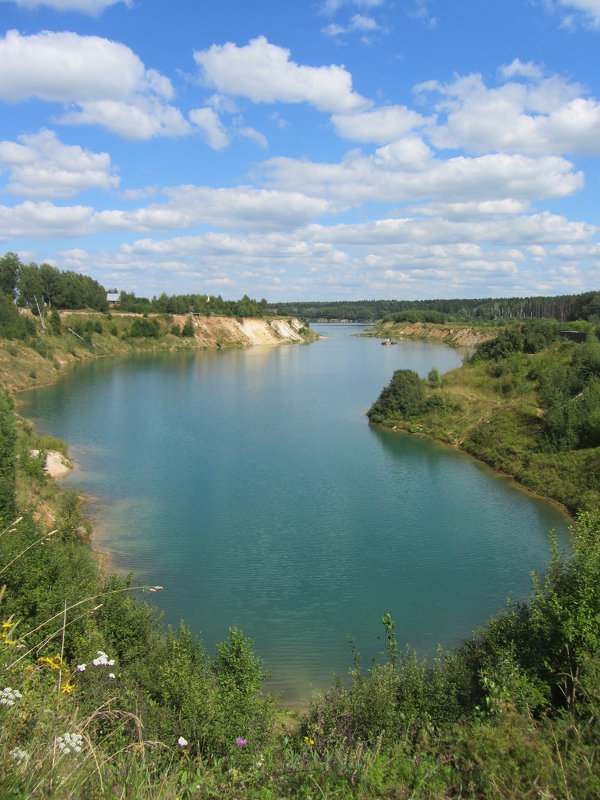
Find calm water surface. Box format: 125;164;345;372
19;324;570;704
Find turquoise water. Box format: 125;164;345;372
19;324;570;704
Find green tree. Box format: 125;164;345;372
0;251;21;300
181;316;195;337
38;263;63;308
49;308;62;335
215;627;265;695
16;261;43;311
428;366;441;387
367;369;426;423
0;392;17;523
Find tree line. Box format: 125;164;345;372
118;289;269;318
276;291;600;323
0;251;273;342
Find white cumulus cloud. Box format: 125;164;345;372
0;30;189;140
194;36;369;113
189;107;230;149
419;62;600;156
332;106;432;143
0;129;119;197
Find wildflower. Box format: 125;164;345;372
62;678;75;694
1;687;23;707
236;737;247;747
56;732;83;755
76;664;86;672
304;736;314;746
10;747;28;765
177;736;188;748
108;673;115;679
92;650;115;667
2;620;14;629
38;655;62;670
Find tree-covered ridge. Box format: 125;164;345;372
0;251;274;327
1;252;108;314
118;289;269;317
368;320;600;515
276;291;600;323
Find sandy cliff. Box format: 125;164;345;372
170;315;311;347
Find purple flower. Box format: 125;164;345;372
236;737;247;747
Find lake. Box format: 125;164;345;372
19;323;570;705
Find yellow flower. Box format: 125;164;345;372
3;639;16;646
37;655;63;670
62;680;75;695
1;620;14;629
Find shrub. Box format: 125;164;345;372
428;366;441;387
49;309;61;335
33;338;48;358
181;317;195;337
367;369;426;423
0;392;17;521
127;317;161;339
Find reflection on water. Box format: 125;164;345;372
19;325;570;704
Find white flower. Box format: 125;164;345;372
177;736;188;748
92;650;116;668
10;746;28;765
108;673;115;679
1;687;23;707
56;732;84;755
92;650;108;666
76;664;86;672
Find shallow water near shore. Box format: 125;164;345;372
20;324;570;705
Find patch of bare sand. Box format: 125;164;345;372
45;450;72;478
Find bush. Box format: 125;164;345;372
0;392;17;522
367;369;426;423
49;309;61;335
428;366;441;387
0;295;36;340
127;317;161;339
181;317;195;337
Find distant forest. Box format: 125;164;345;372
3;251;599;326
276;292;600;323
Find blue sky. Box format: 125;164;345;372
0;0;599;301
